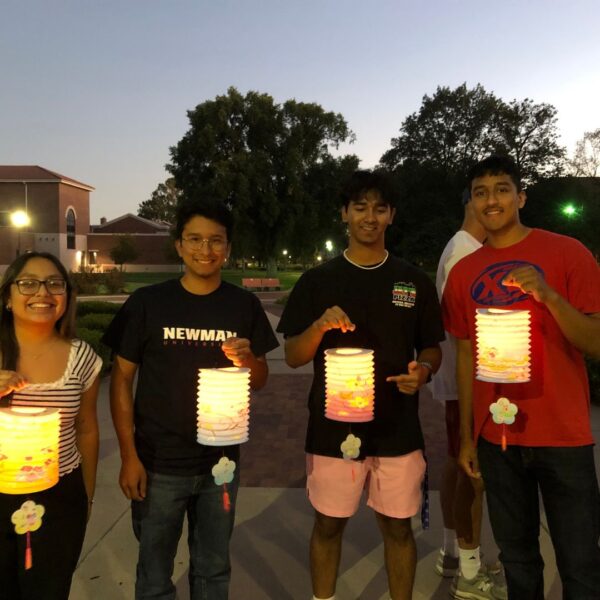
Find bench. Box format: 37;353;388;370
261;278;280;290
242;278;262;290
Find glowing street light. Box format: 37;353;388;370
282;249;288;256
325;240;333;252
10;210;31;257
10;210;30;228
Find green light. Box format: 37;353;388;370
561;203;579;218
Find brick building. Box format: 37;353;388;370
0;166;179;274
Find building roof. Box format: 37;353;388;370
91;213;171;232
0;166;94;191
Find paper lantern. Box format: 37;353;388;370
475;308;531;383
197;367;251;446
324;348;375;422
0;406;60;494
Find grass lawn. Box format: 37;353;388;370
123;269;302;292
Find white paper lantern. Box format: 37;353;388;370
0;406;60;494
475;308;531;383
197;367;251;446
324;348;375;422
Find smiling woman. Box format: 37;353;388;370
0;251;102;600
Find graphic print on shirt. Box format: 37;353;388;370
392;282;417;308
162;326;237;347
470;260;544;306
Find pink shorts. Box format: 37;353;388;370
306;451;426;519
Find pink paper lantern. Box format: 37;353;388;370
324;348;375;422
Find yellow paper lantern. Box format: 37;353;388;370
197;367;251;446
324;348;375;422
475;308;531;383
0;406;60;494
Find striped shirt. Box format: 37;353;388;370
11;339;102;476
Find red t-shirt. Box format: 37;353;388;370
443;229;600;447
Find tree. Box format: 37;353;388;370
168;87;357;273
381;83;565;185
138;177;181;223
379;84;567;267
109;235;139;272
569;129;600;176
380;84;502;174
494;99;565;185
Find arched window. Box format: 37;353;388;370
66;209;76;249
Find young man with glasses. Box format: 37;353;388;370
103;198;278;600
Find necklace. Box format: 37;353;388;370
343;249;389;270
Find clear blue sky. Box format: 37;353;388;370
2;0;599;222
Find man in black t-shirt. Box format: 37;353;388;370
103;199;278;600
278;170;443;600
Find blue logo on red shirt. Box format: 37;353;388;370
470;260;544;306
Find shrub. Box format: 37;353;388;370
76;301;121;317
103;270;126;294
77;313;115;332
70;272;103;295
77;327;112;374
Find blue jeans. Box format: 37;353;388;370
132;469;239;600
478;438;600;600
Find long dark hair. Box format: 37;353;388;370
0;252;77;370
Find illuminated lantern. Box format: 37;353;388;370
324;348;375;422
475;308;531;383
0;407;60;494
197;367;251;446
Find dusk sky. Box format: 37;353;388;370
2;0;599;223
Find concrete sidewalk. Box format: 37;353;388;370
70;309;597;599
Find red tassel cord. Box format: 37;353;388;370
222;483;231;512
501;424;507;452
25;531;32;570
351;465;356;483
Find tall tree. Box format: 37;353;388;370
379;84;566;267
380;84;502;174
494;99;565;184
381;83;565;184
570;129;600;176
168;87;356;273
138;177;181;223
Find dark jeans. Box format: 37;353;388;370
0;467;88;600
478;438;600;600
132;469;239;600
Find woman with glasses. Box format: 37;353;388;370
0;251;102;600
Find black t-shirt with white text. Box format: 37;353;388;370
277;255;444;458
102;279;279;475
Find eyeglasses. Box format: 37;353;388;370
13;279;67;296
181;236;228;252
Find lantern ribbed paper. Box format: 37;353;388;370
197;367;251;446
324;348;375;422
475;308;531;383
0;406;59;494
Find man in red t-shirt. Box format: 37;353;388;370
443;155;600;599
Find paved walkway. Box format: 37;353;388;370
70;301;599;599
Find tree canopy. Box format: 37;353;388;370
138;177;181;223
168;87;358;271
379;83;567;266
381;83;565;185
